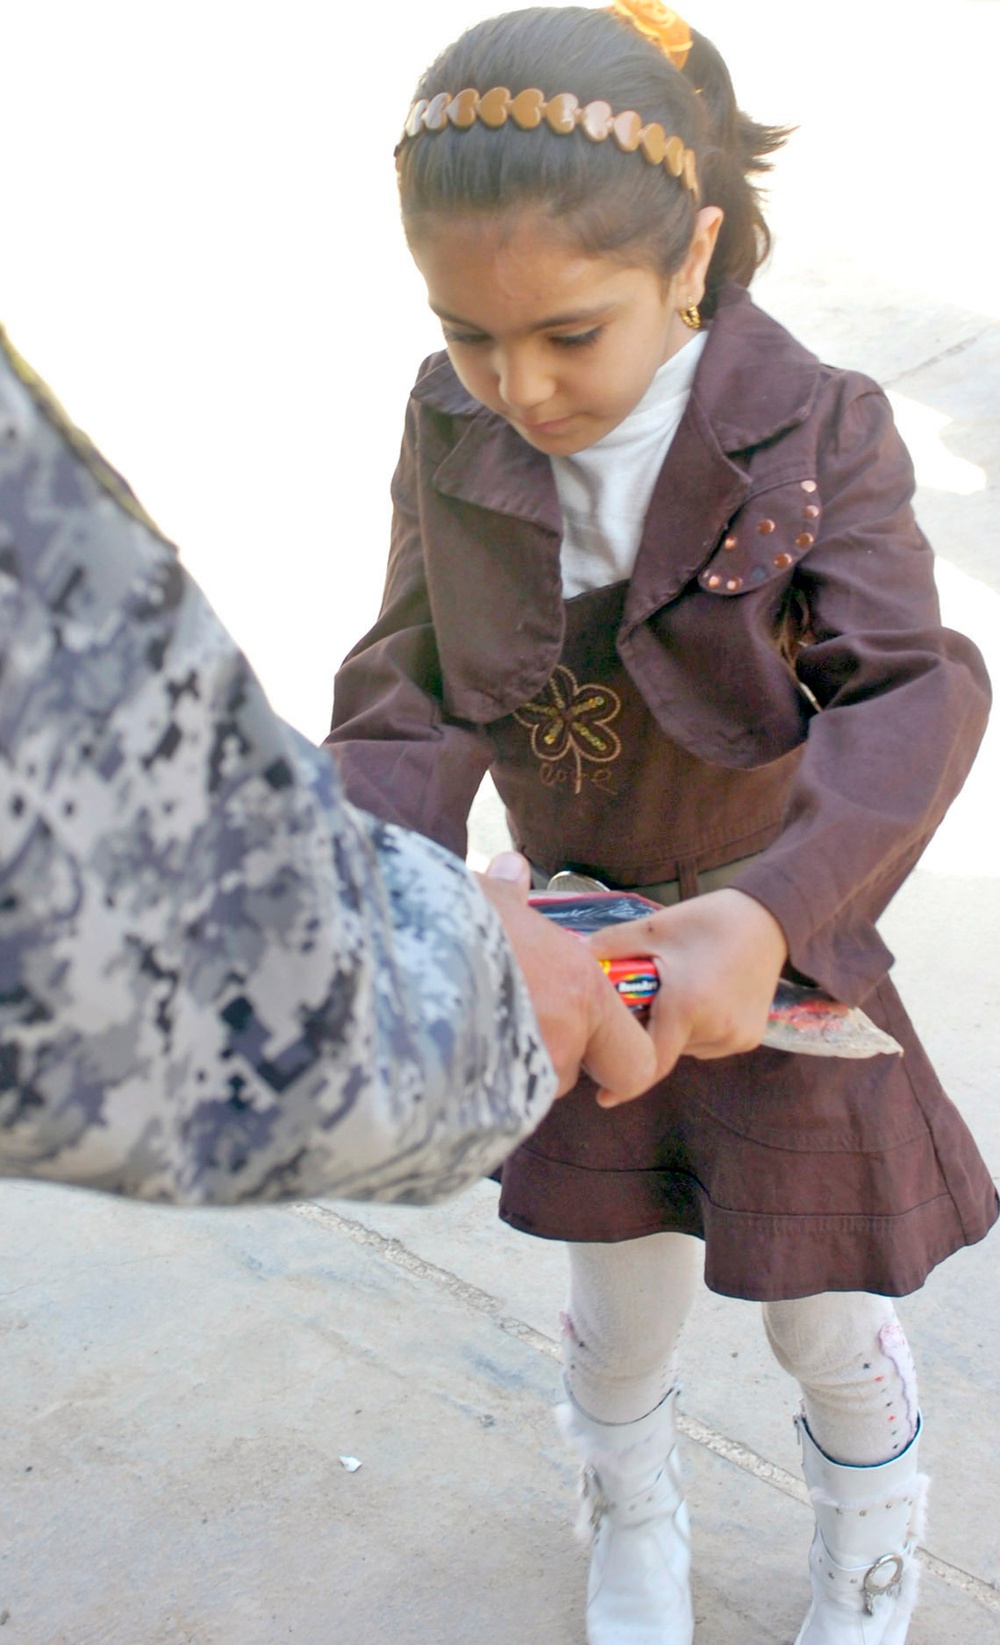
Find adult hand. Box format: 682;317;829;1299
588;888;788;1106
478;853;657;1102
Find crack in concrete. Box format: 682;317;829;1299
883;323;999;391
293;1201;1000;1619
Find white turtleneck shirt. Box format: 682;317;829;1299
552;328;707;598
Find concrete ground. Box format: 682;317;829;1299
2;3;999;1642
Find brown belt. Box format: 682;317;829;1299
533;851;763;906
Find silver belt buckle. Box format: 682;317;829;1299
546;871;610;893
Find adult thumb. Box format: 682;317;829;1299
484;851;532;895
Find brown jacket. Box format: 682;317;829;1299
330;284;991;1008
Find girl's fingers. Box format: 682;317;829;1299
588;891;787;1068
588;913;670;963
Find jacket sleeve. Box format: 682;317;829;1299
0;335;555;1206
731;380;991;1003
326;397;493;859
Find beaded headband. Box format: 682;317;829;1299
395;0;699;201
396;89;699;201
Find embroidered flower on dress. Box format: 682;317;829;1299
514;665;622;795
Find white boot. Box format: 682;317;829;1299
557;1386;693;1645
794;1411;928;1645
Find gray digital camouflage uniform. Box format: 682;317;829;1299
0;329;555;1204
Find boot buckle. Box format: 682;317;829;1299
863;1552;905;1614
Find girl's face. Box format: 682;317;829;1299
409;209;719;456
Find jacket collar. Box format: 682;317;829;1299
433;407;563;536
412;354;562;536
623;286;821;623
400;287;826;722
688;282;820;451
410;283;820;480
411;285;822;630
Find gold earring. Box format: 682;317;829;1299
679;303;701;330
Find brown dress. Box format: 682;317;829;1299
487;584;997;1300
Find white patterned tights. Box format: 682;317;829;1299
562;1233;919;1465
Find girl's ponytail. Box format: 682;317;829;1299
681;29;792;298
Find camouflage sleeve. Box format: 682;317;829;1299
0;331;556;1205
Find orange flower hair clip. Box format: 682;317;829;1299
607;0;694;71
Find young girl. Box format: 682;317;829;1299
328;5;998;1640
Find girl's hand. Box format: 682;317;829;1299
588;889;788;1106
